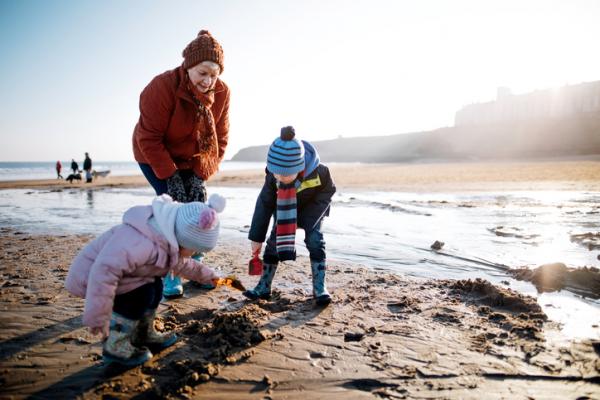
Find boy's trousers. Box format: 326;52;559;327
263;219;326;264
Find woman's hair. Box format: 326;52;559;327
195;60;220;71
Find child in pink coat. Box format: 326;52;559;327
65;193;226;366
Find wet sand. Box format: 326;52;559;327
1;230;599;399
1;159;600;191
1;160;599;398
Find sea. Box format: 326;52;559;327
0;162;598;340
0;161;264;181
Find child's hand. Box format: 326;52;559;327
89;325;108;340
191;264;220;286
250;241;262;256
210;269;223;283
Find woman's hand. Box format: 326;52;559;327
166;171;187;202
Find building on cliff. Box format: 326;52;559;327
455;81;600;126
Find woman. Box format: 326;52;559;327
132;30;230;297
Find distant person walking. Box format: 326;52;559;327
132;29;230;298
83;152;93;183
70;159;79;174
55;160;63;179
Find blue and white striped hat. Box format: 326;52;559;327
266;126;305;176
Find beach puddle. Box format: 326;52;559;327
570;231;600;250
488;225;541;240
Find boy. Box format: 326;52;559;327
243;126;336;305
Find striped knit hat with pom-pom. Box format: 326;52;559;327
266;126;305;176
174;193;226;253
182;30;225;72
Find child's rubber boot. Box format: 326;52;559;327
103;312;152;366
243;263;277;300
163;272;183;298
191;253;216;290
132;309;177;351
311;260;332;306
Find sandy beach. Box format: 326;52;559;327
0;231;598;399
1;160;599;399
1;159;600;192
4;0;600;396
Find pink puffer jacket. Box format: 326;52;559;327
65;198;218;330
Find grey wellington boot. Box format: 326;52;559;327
243;263;278;300
311;260;332;306
132;309;178;351
103;312;153;366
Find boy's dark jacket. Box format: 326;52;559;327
248;141;336;242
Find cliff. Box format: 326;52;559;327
231;112;600;162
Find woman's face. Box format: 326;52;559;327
187;61;221;93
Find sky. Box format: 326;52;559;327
0;0;599;162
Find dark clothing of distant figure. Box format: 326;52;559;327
83;155;92;172
83;155;93;183
56;161;63;179
71;160;79;174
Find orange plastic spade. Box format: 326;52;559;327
213;275;246;291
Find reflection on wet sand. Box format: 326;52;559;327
85;189;94;209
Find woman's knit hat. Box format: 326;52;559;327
182;30;225;72
174;193;226;253
266;126;305;176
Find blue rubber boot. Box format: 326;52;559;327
311;260;331;306
243;263;277;300
103;312;153;366
132;309;177;351
163;272;183;299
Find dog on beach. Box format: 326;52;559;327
66;172;82;183
92;169;111;179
